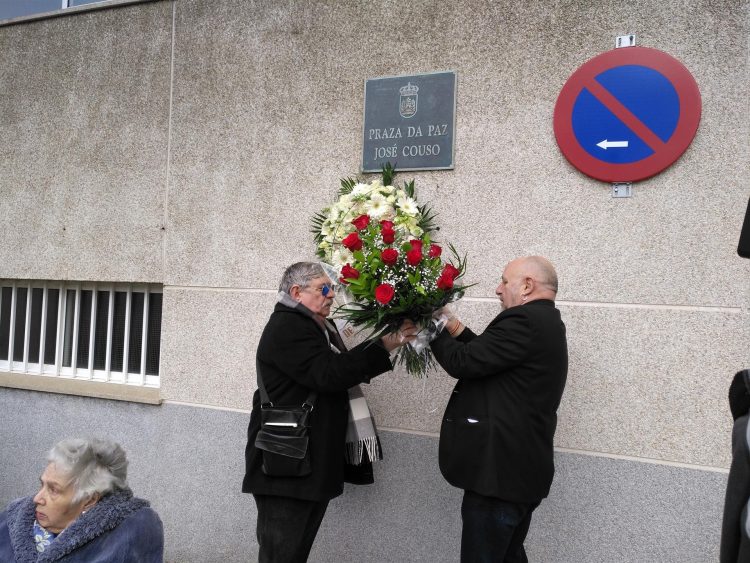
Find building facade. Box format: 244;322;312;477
1;0;748;561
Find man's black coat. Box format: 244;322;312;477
430;299;568;502
720;369;750;563
242;302;392;502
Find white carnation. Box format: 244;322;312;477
327;205;343;222
332;248;354;269
351;183;371;197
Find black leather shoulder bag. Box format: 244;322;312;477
254;361;317;477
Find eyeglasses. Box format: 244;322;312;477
305;283;335;297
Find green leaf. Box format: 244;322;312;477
381;162;396;186
401;179;413;198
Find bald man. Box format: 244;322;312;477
430;256;568;563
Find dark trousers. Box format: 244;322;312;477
460;490;540;563
253;494;329;563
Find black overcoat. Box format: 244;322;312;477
430;299;568;502
720;369;750;563
242;302;393;501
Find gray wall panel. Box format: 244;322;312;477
0;1;172;282
0;389;727;562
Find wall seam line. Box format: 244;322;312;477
161;400;728;474
159;286;742;313
162;0;176;283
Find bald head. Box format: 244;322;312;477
521;256;558;293
496;256;558;310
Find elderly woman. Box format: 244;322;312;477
0;438;163;562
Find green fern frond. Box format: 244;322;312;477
381;162;396;186
311;211;329;244
403;179;415;198
339;177;357;195
311;211;327;230
418;204;439;233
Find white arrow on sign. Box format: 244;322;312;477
596;139;629;150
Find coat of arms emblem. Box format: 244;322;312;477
399;82;419;118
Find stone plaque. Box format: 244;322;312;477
362;71;456;173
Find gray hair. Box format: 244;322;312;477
279;262;326;294
47;438;129;503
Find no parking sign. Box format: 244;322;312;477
554;47;701;182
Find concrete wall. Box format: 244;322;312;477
1;0;748;561
0;388;728;562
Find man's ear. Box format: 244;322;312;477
523;276;535;295
289;285;302;301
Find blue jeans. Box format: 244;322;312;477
460;490;540;563
253;494;329;563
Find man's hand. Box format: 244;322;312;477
381;320;419;352
434;305;463;337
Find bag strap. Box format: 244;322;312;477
256;358;317;410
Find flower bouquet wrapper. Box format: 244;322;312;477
410;315;447;354
390;315;447;377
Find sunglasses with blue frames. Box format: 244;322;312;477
305;283;335;297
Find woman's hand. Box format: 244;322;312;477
380;320;419;352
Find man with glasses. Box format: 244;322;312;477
243;261;417;562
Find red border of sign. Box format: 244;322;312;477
553;47;701;183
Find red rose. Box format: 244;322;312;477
342;232;363;251
381;248;399;265
441;264;460;280
409;239;423;251
375;283;395;305
340;263;360;282
351;214;370;231
428;244;442;258
380;221;396;244
406;248;422;266
437;274;454;290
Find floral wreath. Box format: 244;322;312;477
311;163;468;376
